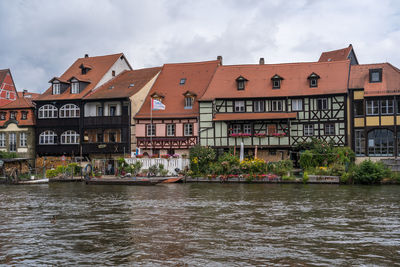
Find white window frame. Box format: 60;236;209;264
20;132;27;147
317;98;328;110
147;124;155;136
184;123;193;136
292;99;303;111
109;105;117;116
381;99;394;115
59;104;80;118
304;124;313;136
6;91;10;99
0;133;5;147
0;112;5;120
366;100;379;115
60;130;79;145
53;82;60;95
39;131;57;145
184;97;193;109
10;111;16;120
325;124;335;135
253;100;265;112
234;101;245;112
9;133;16;152
243;124;252;134
71;82;79;94
38;104;58;119
167;124;175;136
21;111;27;120
232;124;241;134
272;100;283;111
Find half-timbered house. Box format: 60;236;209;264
0;69;18;107
134;59;220;156
199;59;350;161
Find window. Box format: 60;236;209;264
368;129;394;156
52;82;60;95
325;124;335;135
38;104;58;118
253;100;265;112
112;70;116;77
272;100;283;111
234;101;245;112
292;99;303;111
109;106;116;116
355;129;365;156
10;111;16;120
381;99;394;115
60;130;79;144
236;76;247;90
20;132;27;147
167;124;175;136
397;100;400;114
97;106;103;116
184;97;193;109
147;124;155;136
9;133;16;152
39;131;57;144
317;98;328;110
369;68;382;83
354;100;364;116
184;123;193;136
180;78;186;85
60;104;80;118
304;124;313;136
0;112;5;120
6;91;10;99
310;78;318;87
109;132;116;143
243;124;252;134
366;100;379;115
232;124;241;134
0;133;5;147
21;111;28;120
273;80;280;89
97;132;103;142
71;82;79;94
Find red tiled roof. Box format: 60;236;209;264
213;112;297;121
36;53;126;101
0;97;34;109
84;67;161;100
200;60;350;101
17;91;40;99
0;69;8;84
135;60;220;119
349;63;400;96
319;45;353;62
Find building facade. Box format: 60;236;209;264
0;69;18;107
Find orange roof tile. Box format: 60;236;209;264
349;63;400;96
213;112;297;121
36;53;126;101
0;97;34;109
0;69;8;83
135;60;219;119
17;91;40;99
319;45;353;62
200;60;350;101
84;67;161;100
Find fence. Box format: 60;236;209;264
125;157;190;175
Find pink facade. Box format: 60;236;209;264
176;123;183;137
156;123;166;136
136;124;146;137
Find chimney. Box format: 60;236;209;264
23;89;27;97
217;55;223;65
259;58;265;65
85;54;89;58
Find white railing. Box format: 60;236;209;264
125;158;190;175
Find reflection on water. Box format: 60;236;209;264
0;183;399;266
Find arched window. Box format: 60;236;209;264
368;129;394;156
60;104;80;118
39;131;57;144
38;104;58;119
60;130;79;144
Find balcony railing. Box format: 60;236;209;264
82;142;129;154
83;115;129;127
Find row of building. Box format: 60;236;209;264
1;45;399;166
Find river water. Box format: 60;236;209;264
0;183;399;266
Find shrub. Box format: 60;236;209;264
299;150;314;171
353;160;390;184
302;171;309;184
46;169;58;178
159;169;169;176
68;163;81;176
126;161;142;176
189;145;216;175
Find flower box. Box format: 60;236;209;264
271;132;286;137
161;154;171;159
151;154;159;158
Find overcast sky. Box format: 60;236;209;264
0;0;399;93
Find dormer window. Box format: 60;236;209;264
183;91;196;109
271;74;283;89
151;92;165;103
236;76;248;90
180;78;186;85
53;82;60;95
369;68;382;83
308;72;320;88
79;64;91;75
71;81;79;94
112;70;116;77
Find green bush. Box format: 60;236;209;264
302;171;309;184
189;145;216;175
46;169;58;178
68;163;81;176
125;161;142;176
299;150;314;171
353;160;390;184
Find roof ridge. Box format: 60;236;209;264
76;53;123;60
220;60;350;68
163;59;220;66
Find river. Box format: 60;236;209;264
0;183;399;266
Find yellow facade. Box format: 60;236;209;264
353;91;364;100
381;116;394;126
366;116;379;126
354;118;364;127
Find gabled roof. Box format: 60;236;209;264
36;53;127;101
0;69;9;84
200;60;350;100
17;91;40;100
319;44;357;63
0;68;18;107
349;63;400;96
135;60;220;119
84;67;161;100
0;97;34;109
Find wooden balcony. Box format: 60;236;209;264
83;115;129;127
36;118;79;128
36;144;80;156
82;142;129;154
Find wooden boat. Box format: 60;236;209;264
85;177;161;186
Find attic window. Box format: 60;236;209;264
129;83;135;88
53;82;60;95
236;76;248;90
112;70;116;77
308;73;320;88
180;78;186;85
369;68;382;83
271;74;283;89
108;86;114;90
71;81;79;94
184;97;193;109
